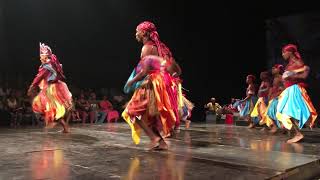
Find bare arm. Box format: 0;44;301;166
242;94;252;102
259;82;270;93
141;45;158;58
293;66;310;80
242;84;255;101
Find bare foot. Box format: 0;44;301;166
157;139;168;150
46;122;57;129
260;127;267;131
185;120;191;129
269;125;277;134
62;128;70;133
287;133;304;143
247;123;255;129
148;137;161;150
60;119;70;133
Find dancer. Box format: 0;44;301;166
180;93;194;129
277;44;317;143
251;71;271;129
239;75;258;128
265;64;285;133
123;21;185;135
122;54;176;150
124;21;181;91
132;21;185;132
27;43;72;133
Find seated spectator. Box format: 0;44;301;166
76;94;91;124
70;97;81;123
0;82;10;98
6;92;23;127
100;95;119;123
21;95;39;126
88;92;106;124
204;98;222;115
0;100;10;126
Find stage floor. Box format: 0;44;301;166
0;123;320;180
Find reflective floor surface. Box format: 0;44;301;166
0;123;320;180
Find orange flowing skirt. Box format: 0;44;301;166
32;80;73;123
122;72;176;144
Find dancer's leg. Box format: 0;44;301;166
287;119;304;143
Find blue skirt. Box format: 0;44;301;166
239;96;259;124
266;98;281;128
276;84;316;129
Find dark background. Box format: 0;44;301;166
0;1;319;120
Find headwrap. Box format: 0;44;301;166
136;21;173;63
282;44;302;60
272;64;284;74
282;44;304;70
39;42;66;81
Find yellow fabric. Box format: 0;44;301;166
299;86;318;128
48;84;65;120
177;83;184;108
250;97;267;125
122;110;141;145
264;99;276;127
122;73;176;144
150;74;176;135
276;112;292;130
276;86;318;130
32;82;72;123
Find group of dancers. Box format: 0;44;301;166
27;21;194;150
27;21;317;151
235;44;317;143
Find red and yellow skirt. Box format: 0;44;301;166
32;80;72;123
122;72;176;144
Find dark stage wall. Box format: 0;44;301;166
0;1;8;71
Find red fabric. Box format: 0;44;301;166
30;67;50;88
100;100;119;122
273;64;284;70
282;44;302;59
282;44;305;71
136;21;173;64
32;81;72;122
100;100;113;110
50;54;66;81
225;114;233;124
284;82;308;88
